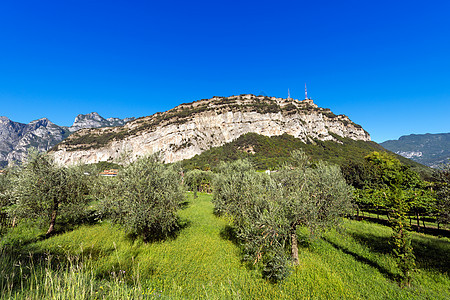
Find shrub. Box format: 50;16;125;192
10;151;90;235
101;155;185;241
212;151;354;282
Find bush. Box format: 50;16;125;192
184;169;213;194
212;151;354;282
100;155;185;241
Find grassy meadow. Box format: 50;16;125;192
1;192;449;299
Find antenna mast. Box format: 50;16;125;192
305;83;308;100
288;88;291;99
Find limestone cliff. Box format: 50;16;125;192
51;94;371;165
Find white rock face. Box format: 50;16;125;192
396;151;423;159
69;112;135;132
51;95;371;166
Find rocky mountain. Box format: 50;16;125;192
51;94;371;166
69;112;135;132
0;113;133;167
381;133;450;168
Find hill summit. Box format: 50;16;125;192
51;94;370;165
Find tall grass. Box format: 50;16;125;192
1;193;449;299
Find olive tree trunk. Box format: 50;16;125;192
291;230;299;265
46;201;59;236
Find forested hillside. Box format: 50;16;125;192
181;132;431;177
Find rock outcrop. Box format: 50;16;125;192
0;113;133;167
69;112;135;132
51;94;370;165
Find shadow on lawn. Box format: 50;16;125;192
342;230;450;274
355;216;450;238
220;225;240;246
324;237;398;281
123;218;192;244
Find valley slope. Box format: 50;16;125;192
381;133;450;168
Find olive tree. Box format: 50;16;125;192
274;151;354;265
11;152;89;235
212;151;354;282
0;170;12;210
184;169;213;197
0;169;14;231
101;155;185;241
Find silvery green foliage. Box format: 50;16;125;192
0;171;12;209
275;159;354;237
434;164;450;225
213;159;290;281
184;169;213;194
102;155;185;241
11;151;89;232
212;150;354;282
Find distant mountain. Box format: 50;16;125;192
69;112;135;132
0;113;134;167
380;133;450;168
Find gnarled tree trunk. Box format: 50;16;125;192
291;229;299;265
46;201;59;236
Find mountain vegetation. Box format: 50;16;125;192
381;133;450;168
181;132;432;177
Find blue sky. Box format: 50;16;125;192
0;0;449;143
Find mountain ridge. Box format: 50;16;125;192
381;133;450;168
0;113;134;167
51;94;371;165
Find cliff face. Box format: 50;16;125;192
0;113;133;167
51;95;370;165
69;112;135;132
0;117;69;167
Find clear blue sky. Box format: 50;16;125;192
1;0;449;143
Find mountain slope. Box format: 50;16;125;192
51;94;371;165
181;132;430;175
381;133;450;168
0;113;133;167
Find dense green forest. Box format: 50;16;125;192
181;133;431;177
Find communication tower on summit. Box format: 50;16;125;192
305;83;308;100
288;88;291;99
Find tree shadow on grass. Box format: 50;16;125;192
411;235;450;273
357;216;450;238
347;232;392;255
125;218;192;244
347;231;450;274
324;237;398;281
219;225;240;246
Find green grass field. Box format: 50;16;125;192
1;193;449;299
